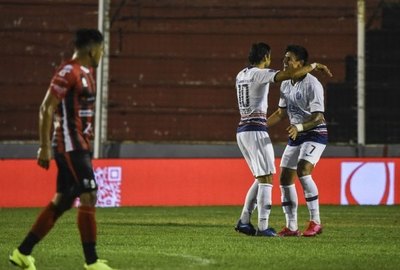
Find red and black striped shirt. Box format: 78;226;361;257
49;59;96;153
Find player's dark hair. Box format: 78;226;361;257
285;45;309;64
248;43;271;65
74;28;104;49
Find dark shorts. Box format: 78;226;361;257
54;150;97;198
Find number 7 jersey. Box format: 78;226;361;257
49;59;96;153
235;66;278;132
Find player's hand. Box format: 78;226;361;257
315;63;333;77
37;146;51;170
287;125;299;140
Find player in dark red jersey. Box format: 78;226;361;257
9;29;115;270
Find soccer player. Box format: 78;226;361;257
267;45;328;237
9;29;115;270
234;43;332;237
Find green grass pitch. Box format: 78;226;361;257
1;205;400;270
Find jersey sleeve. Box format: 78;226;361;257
309;80;325;113
278;82;287;108
49;64;77;100
254;69;279;84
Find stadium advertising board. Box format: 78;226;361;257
0;158;398;207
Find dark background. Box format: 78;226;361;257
1;0;398;144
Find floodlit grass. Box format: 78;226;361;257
1;206;400;270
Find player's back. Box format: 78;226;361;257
235;67;277;117
50;60;96;153
236;67;278;132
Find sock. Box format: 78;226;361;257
78;206;98;264
299;175;321;224
280;184;298;231
240;179;258;224
19;202;62;255
257;183;272;231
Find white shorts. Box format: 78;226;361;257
280;141;326;170
236;131;276;177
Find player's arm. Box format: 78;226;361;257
274;63;332;83
267;107;287;128
287;112;325;140
37;90;60;170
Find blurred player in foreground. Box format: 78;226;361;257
267;45;329;237
234;43;332;237
9;29;115;270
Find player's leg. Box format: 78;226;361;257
235;131;276;236
239;179;258;223
278;145;300;236
79;192;114;269
10;153;76;269
253;131;276;236
78;191;98;265
16;193;74;252
279;169;300;236
254;174;277;237
297;142;326;236
70;151;114;270
234;132;258;235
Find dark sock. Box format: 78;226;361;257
78;206;98;264
82;242;97;265
18;232;40;255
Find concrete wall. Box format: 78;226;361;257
0;0;383;143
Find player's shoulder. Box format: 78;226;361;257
237;66;259;80
280;79;291;89
305;73;321;83
304;73;323;88
237;66;247;75
52;60;82;86
56;60;81;74
252;68;278;82
254;67;277;75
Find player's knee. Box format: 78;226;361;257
256;174;273;184
280;169;296;185
297;160;313;177
53;196;75;215
79;191;97;207
280;176;293;186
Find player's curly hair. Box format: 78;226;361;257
74;28;104;49
285;45;309;64
248;43;271;65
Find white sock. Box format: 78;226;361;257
299;175;320;224
240;179;259;224
280;184;298;231
257;183;273;231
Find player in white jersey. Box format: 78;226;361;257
267;45;329;237
234;43;332;237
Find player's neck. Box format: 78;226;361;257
72;52;91;68
251;63;266;69
291;74;307;85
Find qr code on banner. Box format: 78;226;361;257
94;166;122;207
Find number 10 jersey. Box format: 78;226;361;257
235;66;278;133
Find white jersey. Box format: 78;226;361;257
278;73;328;146
278;73;324;124
236;67;278;132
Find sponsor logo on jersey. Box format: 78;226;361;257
78;109;94;117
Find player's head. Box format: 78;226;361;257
74;28;104;68
283;45;308;70
248;43;271;68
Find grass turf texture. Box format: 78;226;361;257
1;206;400;270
